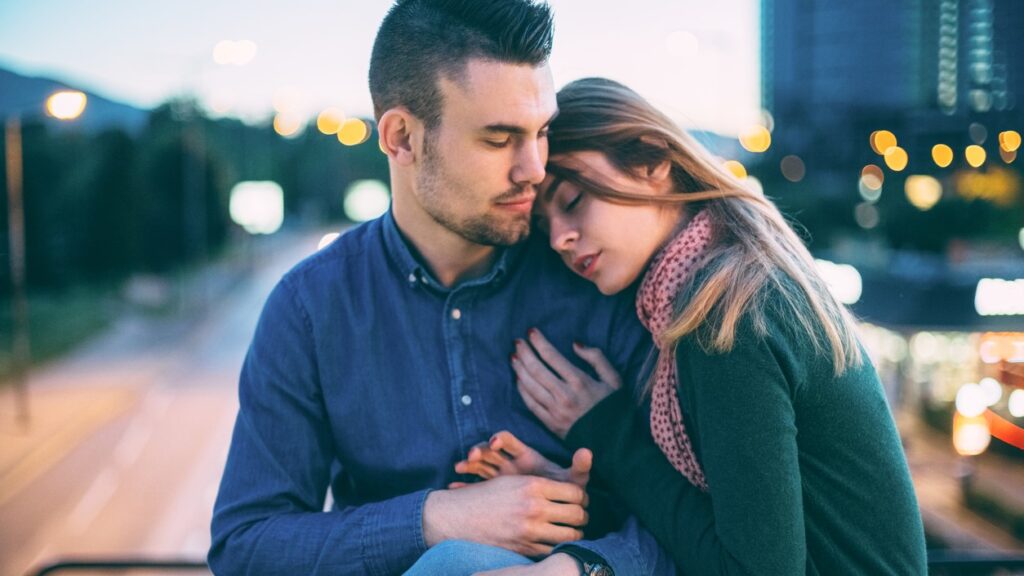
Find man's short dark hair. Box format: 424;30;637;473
369;0;554;128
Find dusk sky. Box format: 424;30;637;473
0;0;760;135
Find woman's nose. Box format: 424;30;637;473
549;219;579;252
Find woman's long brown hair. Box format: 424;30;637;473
546;78;862;394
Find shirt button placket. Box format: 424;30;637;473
447;299;474;451
451;307;467;406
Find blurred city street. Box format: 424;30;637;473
0;233;321;576
900;412;1024;552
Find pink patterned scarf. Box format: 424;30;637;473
636;210;714;492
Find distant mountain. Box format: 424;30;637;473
0;65;149;134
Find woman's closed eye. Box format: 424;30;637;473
563;192;583;212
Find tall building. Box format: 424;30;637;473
761;0;1024;200
762;0;1023;121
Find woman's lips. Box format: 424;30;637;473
573;252;601;278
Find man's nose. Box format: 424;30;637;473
511;139;546;187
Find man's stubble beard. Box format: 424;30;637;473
416;132;531;247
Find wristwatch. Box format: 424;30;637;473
560;546;614;576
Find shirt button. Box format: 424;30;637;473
451;308;462;320
461;395;472;406
408;273;416;283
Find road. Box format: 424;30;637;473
0;232;327;576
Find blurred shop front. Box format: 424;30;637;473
817;254;1024;457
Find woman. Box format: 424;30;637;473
459;77;927;575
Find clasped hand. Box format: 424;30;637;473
512;328;622;439
449;431;592;576
434;329;622;574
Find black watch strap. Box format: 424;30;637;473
559;545;614;576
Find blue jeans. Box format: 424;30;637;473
404;540;534;575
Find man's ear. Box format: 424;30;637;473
378;108;420;166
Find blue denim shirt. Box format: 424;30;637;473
209;211;675;575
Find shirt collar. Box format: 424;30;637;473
381;209;517;293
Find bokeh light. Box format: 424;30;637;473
229;181;284;235
723;160;747;179
954;167;1020;205
859;180;882;203
338;119;371;146
317;108;345;135
968;122;987;144
965;145;987;168
974;278;1024;316
953;412;991;456
870;130;897;155
978;333;1024;364
1002;148;1018;164
45;90;87;120
999;130;1021;152
1009;389;1024;418
978;377;1003;407
859;165;884;201
911;332;940;363
931;144;954;168
273;113;303;138
955;383;987;418
861;164;884;187
904;175;942;211
344;180;391;222
883;146;908;171
780;155;805;182
814;259;862;304
855;202;879;229
738;125;771;153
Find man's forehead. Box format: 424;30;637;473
439;59;557;126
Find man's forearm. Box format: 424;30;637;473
210;487;431;576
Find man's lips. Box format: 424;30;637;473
572;252;601;277
494;193;536;211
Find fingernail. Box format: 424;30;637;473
573;340;583;348
510;353;518;362
528;328;538;337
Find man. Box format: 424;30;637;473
209;1;674;574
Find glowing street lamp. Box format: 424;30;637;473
4;89;87;426
45;90;87;120
229;181;285;235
